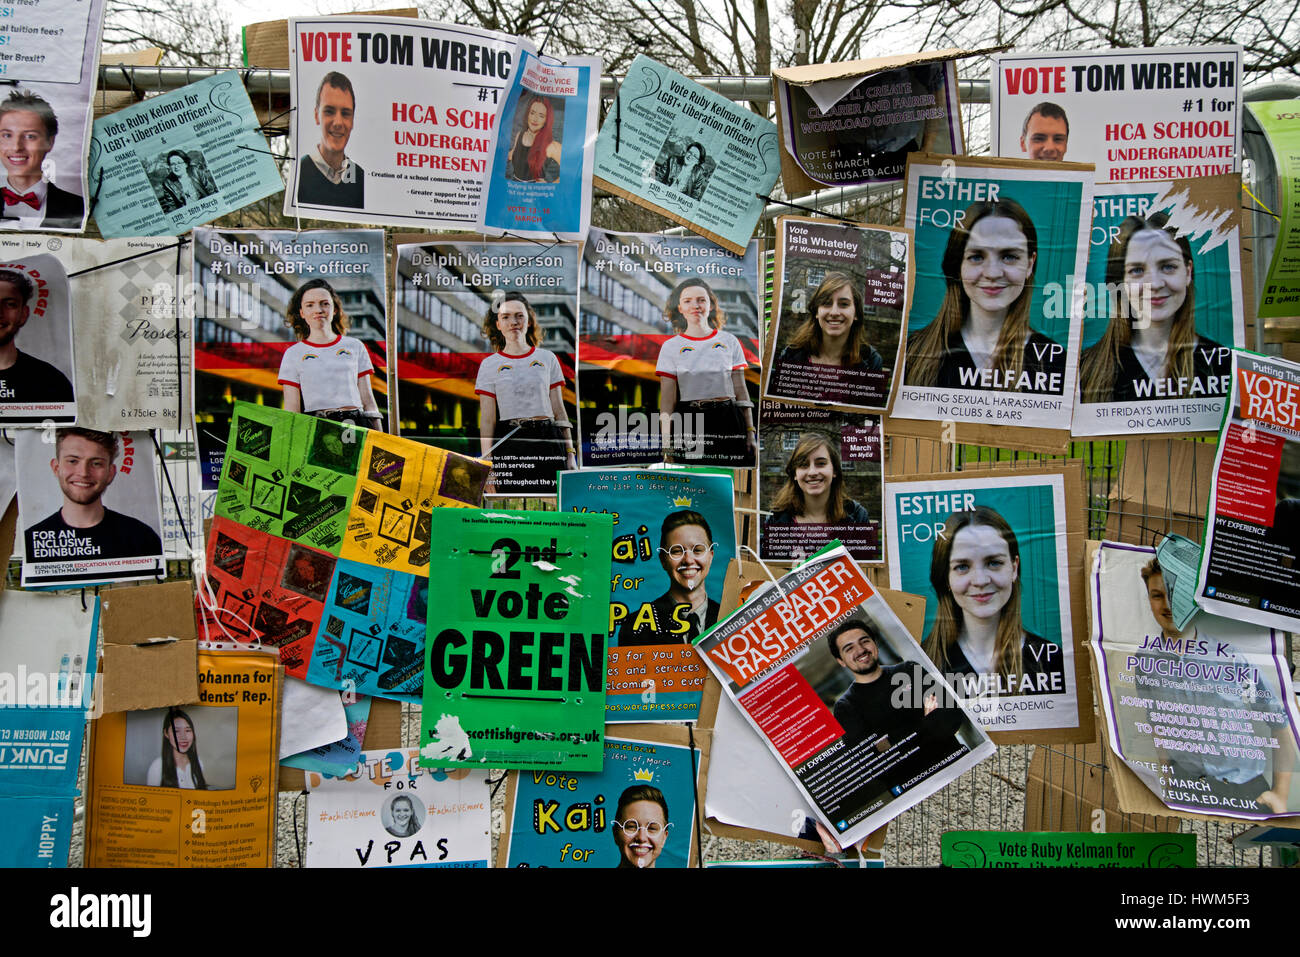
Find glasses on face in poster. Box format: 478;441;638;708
613;819;673;837
658;543;716;560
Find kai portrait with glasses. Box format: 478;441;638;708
618;510;719;646
612;785;672;869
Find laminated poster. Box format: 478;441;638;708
477;49;601;240
764;216;911;411
192;227;388;489
1247;102;1300;319
306;561;427;702
559;470;733;722
1197;351;1300;632
991;45;1241;182
1094;542;1300;818
392;237;578;498
285;16;518;228
0;248;75;424
420;508;612;772
1072;175;1243;436
339;429;490;572
199;516;335;678
214;402;360;553
695;544;993;848
155;429;203;561
89;72;283;238
501;731;706;868
0;589;97;800
885;470;1084;737
592;55;779;255
758;402;884;564
0;0;105;234
892;154;1093;432
85;650;282;867
305;748;489;868
16;428;164;587
577;228;761;469
774;56;964;190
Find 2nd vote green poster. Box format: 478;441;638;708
420;509;613;771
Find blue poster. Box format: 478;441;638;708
560;470;734;722
477;49;601;241
307;561;427;702
504;734;702;868
0;796;75;867
282;694;373;776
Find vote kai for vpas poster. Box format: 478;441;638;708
559;470;733;723
420;509;613;772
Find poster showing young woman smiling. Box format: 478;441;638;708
892;154;1093;433
885;468;1090;741
1071;174;1243;436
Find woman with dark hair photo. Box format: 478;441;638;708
277;277;384;431
157;149;217;212
905;198;1064;393
384;794;421;838
658;141;709;201
612;784;671;869
475;291;575;493
1079;212;1226;403
924;506;1062;694
506;95;562;183
777;272;883;373
655;278;754;466
766;433;873;527
146;708;209;790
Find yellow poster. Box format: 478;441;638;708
85;650;281;867
339;431;489;577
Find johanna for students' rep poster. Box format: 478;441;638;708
592;55;779;255
559;470;732;723
16;428;164;587
306;563;426;702
696;544;993;848
420;509;612;772
990;45;1241;182
0;0;104;234
1093;542;1300;818
392;237;577;497
0;247;74;423
89;72;283;238
477;49;601;240
886;469;1090;740
214;402;360;553
577;228;761;468
193;228;387;489
305;749;489;868
500;728;707;868
892;154;1093;432
764;216;911;411
285;17;518;228
1197;351;1300;632
1073;176;1243;436
759;402;883;564
773;53;965;192
85;650;282;867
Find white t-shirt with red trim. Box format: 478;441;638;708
277;335;374;412
655;330;747;402
475;347;563;420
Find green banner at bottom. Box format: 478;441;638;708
942;831;1195;868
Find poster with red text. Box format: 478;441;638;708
1197;351;1300;632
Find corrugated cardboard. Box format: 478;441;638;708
94;48;164;120
277;695;403;792
1103;438;1216;546
99;581;200;714
241;8;418;68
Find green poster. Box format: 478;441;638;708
215;402;361;553
1250;101;1300;319
942;831;1196;868
420;509;613;771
